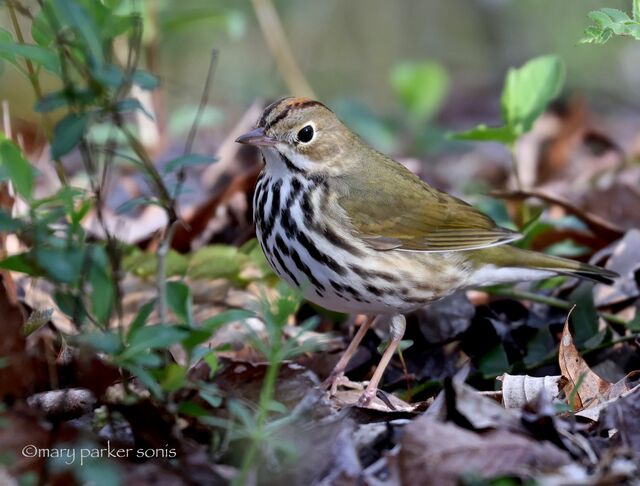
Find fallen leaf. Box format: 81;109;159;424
500;374;564;408
0;271;40;401
399;418;573;486
593;229;640;307
413;291;474;343
446;381;522;431
598;385;640;455
559;309;612;409
331;388;423;414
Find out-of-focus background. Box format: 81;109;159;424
3;0;640;152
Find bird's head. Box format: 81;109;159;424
236;97;358;175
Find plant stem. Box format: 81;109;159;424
234;351;282;485
251;0;315;97
508;143;532;224
508;143;523;190
7;0;67;185
483;287;629;326
582;334;639;357
157;221;179;325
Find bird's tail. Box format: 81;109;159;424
467;245;618;287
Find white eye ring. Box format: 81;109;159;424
296;122;316;144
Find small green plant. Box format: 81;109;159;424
453;55;565;188
0;0;298;482
390;60;449;128
580;0;640;44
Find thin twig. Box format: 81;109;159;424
251;0;315;97
173;49;218;201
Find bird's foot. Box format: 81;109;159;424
321;372;363;396
356;388;376;407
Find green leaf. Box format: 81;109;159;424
54;291;86;324
390;61;449;123
201;309;254;332
78;330;122;354
0;209;23;232
51;113;90;159
115;99;154;120
450;124;517;145
125;364;163;398
31;2;56;47
634;0;640;20
0;253;41;276
187;245;248;281
203;351;218;376
0;29;24;76
52;0;104;68
128;298;157;339
122;325;188;359
89;249;113;324
132;70;160;90
0;139;34;199
35;89;97;113
115;196;159;215
35;247;85;284
600;8;631;23
162;154;217;174
179;400;210;418
580;7;640;44
92;64;124;87
199;389;222;408
166;281;193;325
501;55;565;136
569;282;598;346
0;41;60;74
123;249;189;278
478;344;509;378
160;363;187;392
588;10;615;28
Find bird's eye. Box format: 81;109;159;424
297;125;314;143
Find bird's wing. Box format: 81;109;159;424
335;157;520;252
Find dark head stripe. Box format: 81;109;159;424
259;98;331;130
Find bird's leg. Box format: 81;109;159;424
357;314;406;407
322;315;376;395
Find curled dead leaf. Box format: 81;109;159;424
500;374;564;408
559;309;612;410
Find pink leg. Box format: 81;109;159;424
322;315;376;395
357;314;406;407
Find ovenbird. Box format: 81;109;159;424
236;97;617;406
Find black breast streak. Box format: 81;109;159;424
262;179;282;241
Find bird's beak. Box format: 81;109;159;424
235;127;277;147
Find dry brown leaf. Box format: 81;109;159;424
449;381;522;431
0;410;52;479
593;229;640;307
331;388;422;413
559;311;612;410
399;418;573;486
0;271;40;401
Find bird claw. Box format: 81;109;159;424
321;372;363;396
356;388;376;407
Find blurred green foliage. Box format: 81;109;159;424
454;55;565;146
581;2;640;44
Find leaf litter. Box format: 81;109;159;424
3;91;640;485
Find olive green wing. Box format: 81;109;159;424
336;158;520;252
